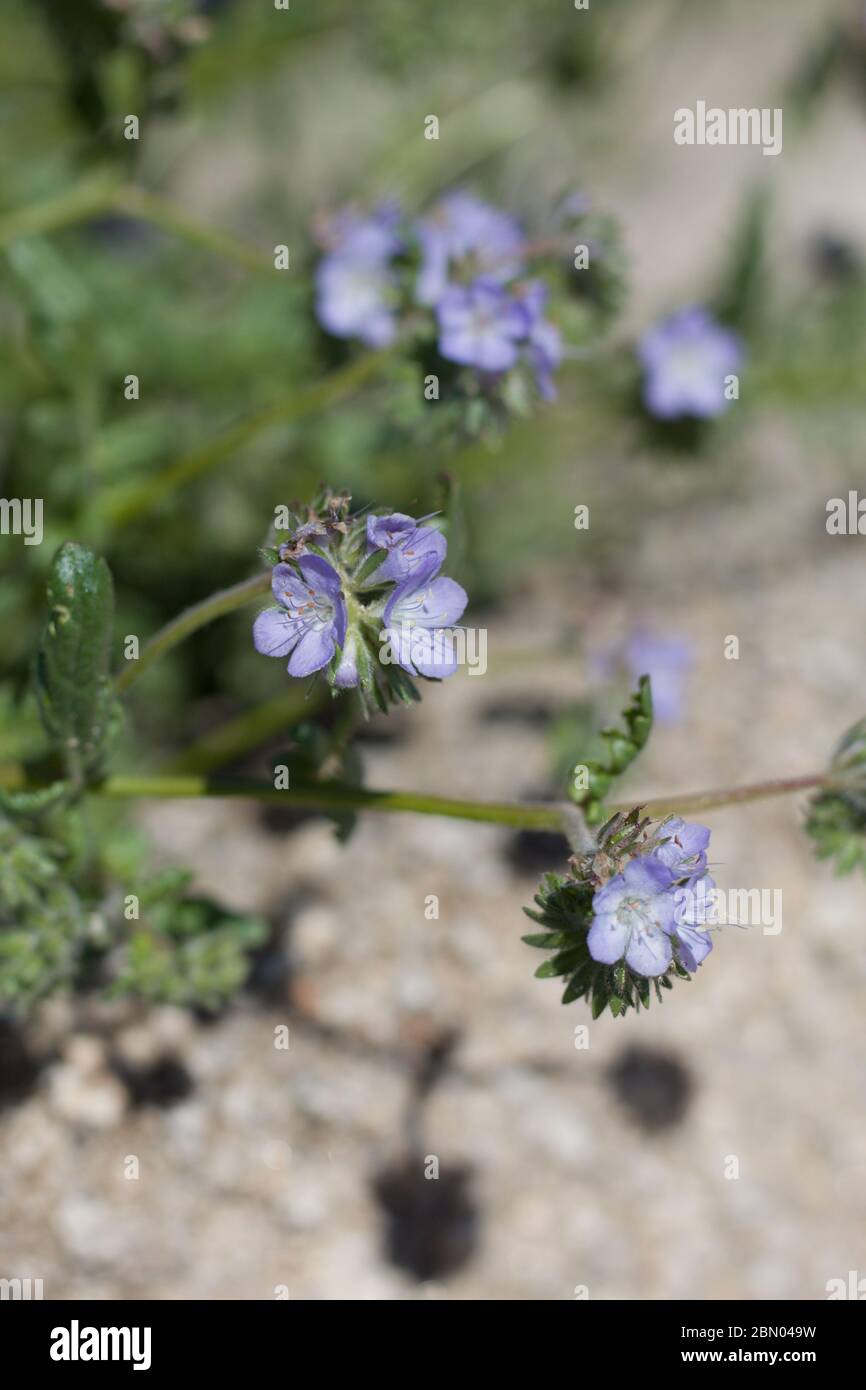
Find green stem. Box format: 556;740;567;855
92;775;566;830
322;691;363;771
76;768;830;832
100;349;392;529
0;176;119;248
115;571;270;696
0;178;274;275
0;764;830;831
113;186;274;275
163;686;326;775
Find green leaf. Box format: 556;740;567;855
711;185;769;335
806;716;866;876
110;878;269;1010
534;957;567;979
435;471;467;577
35;543;118;786
521;931;566;949
591;973;610;1019
569;676;654;825
0;810;89;1007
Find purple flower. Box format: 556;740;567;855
437;280;529;373
253;554;347;678
315;204;403;348
416;191;524;306
652;816;710;884
518;280;563;400
625;629;692;724
381;570;468;680
333;630;360;690
672;872;716;971
638;307;742;420
587;857;677;977
365;512;446;582
318;204;402;263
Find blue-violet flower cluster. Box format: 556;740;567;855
253;492;468;711
314;190;565;403
588;816;715;977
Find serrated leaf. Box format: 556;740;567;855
570;676;654;825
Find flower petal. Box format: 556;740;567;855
297;553;343;602
587;911;630;965
333;632;360;688
286;626;336;677
253;608;301;660
625;924;673;977
621;856;675;896
271;562;309;607
675;923;713;972
406;625;459;680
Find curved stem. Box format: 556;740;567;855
101;350;392;529
0;178;273;275
114;186;274;275
115;571;270;695
0;176;119;248
163;686;326;775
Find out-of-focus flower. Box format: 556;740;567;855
625;629;693;724
314;205;403;347
312;190;577;411
638;306;742;420
416;190;524;306
436;280;529;372
253;555;346;678
519;281;563;400
365;513;446;582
